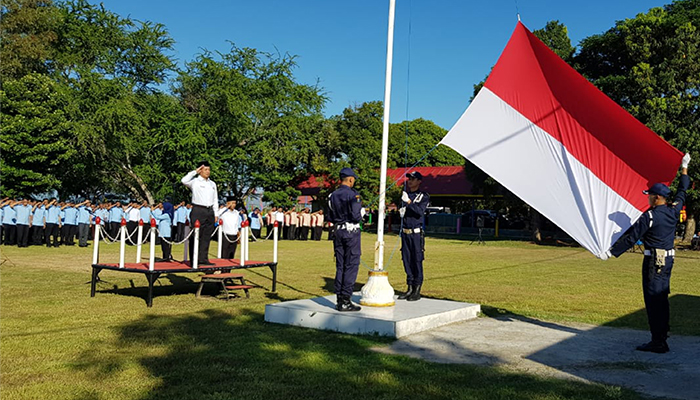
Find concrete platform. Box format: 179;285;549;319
264;293;480;338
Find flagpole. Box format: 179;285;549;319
360;0;396;307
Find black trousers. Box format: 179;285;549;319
289;225;297;240
31;226;44;245
177;222;185;242
16;224;30;247
642;254;674;341
62;224;77;245
251;228;261;239
222;233;238;259
3;224;16;245
126;221;137;245
45;223;59;246
401;231;425;286
300;226;309;240
314;226;323;241
160;236;172;260
333;229;361;298
189;205;215;263
109;222;120;239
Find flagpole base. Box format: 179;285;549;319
360;270;395;307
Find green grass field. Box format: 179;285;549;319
2;234;699;400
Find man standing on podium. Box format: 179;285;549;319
181;161;219;265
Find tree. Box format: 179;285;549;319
388;118;463;169
575;0;700;241
0;73;75;197
49;0;177;202
0;0;59;83
174;45;329;207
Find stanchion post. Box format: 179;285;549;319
193;220;200;269
241;220;248;265
119;218;126;269
456;216;461;235
149;218;156;271
92;216;101;265
183;220;189;261
217;219;223;259
136;219;144;263
273;221;278;263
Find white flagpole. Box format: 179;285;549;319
375;0;396;271
361;0;396;307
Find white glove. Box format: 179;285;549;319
360;207;366;217
401;191;410;203
682;153;691;169
597;250;612;261
399;207;406;218
414;193;424;203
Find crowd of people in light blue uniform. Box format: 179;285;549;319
0;198;259;259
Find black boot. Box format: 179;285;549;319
397;285;414;300
336;295;361;312
407;284;422;301
636;340;669;353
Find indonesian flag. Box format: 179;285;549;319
441;22;683;257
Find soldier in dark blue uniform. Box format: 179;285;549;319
328;167;363;312
603;153;691;353
398;171;430;301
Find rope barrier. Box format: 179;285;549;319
221;231;240;243
125;228;150;246
158;227;194;245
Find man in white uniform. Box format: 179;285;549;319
217;198;240;259
181;161;219;265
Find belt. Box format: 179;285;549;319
192;204;213;210
337;222;360;231
643;249;675;257
402;227;422;234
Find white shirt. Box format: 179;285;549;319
128;207;140;222
217;208;240;235
181;170;219;213
315;214;324;227
275;210;284;223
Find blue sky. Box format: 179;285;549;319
98;0;667;130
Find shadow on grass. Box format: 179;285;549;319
602;294;700;337
428;251;584;282
72;308;641;400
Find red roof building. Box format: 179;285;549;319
386;166;475;197
296;166;478;198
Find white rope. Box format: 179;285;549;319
100;227;121;243
221;231;240;243
125;228;150;246
158;227;194;245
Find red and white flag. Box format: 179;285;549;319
441;22;683;257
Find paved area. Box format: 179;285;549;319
372;315;700;400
